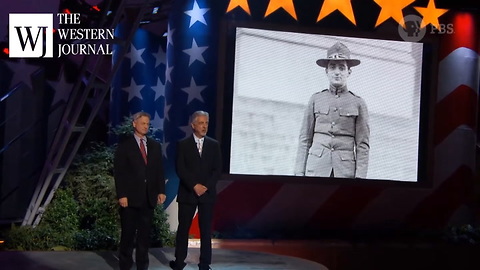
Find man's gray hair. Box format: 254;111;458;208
190;111;209;124
132;111;151;121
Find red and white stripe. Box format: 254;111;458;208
203;12;479;237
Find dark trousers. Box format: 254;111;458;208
118;205;154;270
174;202;214;269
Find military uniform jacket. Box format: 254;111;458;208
294;87;370;178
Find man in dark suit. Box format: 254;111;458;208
114;111;166;270
170;111;222;270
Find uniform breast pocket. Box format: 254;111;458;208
338;107;358;131
314;106;330;116
339;107;358;118
314;107;330;127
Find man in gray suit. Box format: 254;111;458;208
294;42;370;179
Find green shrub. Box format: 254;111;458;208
6;188;79;250
4;117;173;251
151;207;176;247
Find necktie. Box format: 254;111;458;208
197;140;202;156
140;139;147;164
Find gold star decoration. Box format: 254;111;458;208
414;0;449;29
374;0;415;28
264;0;298;21
317;0;356;25
226;0;251;15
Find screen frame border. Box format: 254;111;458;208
215;20;438;188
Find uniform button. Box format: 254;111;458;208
333;107;338;112
331;134;335;137
331;147;335;151
331;122;335;125
335;95;339;98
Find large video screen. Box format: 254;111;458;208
224;26;431;182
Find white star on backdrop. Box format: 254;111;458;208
183;38;208;66
5;59;41;90
165;64;174;84
47;67;74;105
179;124;193;139
153;45;166;68
124;43;146;68
167;24;175;47
122;78;145;101
162;141;170;158
164;103;172;122
150;110;164;130
181;77;206;104
152;77;165;101
184;0;210;27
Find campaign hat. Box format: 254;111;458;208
316;42;361;67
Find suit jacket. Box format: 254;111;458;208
175;135;222;204
114;135;166;208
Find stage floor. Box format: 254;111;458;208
0;247;328;270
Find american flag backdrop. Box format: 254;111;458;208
162;0;220;233
109;1;479;238
211;8;479;236
110;0;220;233
110;25;167;138
110;18;171;225
0;0;477;236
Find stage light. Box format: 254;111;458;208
0;42;8;56
153;7;159;14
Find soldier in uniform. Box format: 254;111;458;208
294;42;370;178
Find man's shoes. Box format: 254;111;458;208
198;264;212;270
169;260;186;270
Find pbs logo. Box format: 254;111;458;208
398;15;454;42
